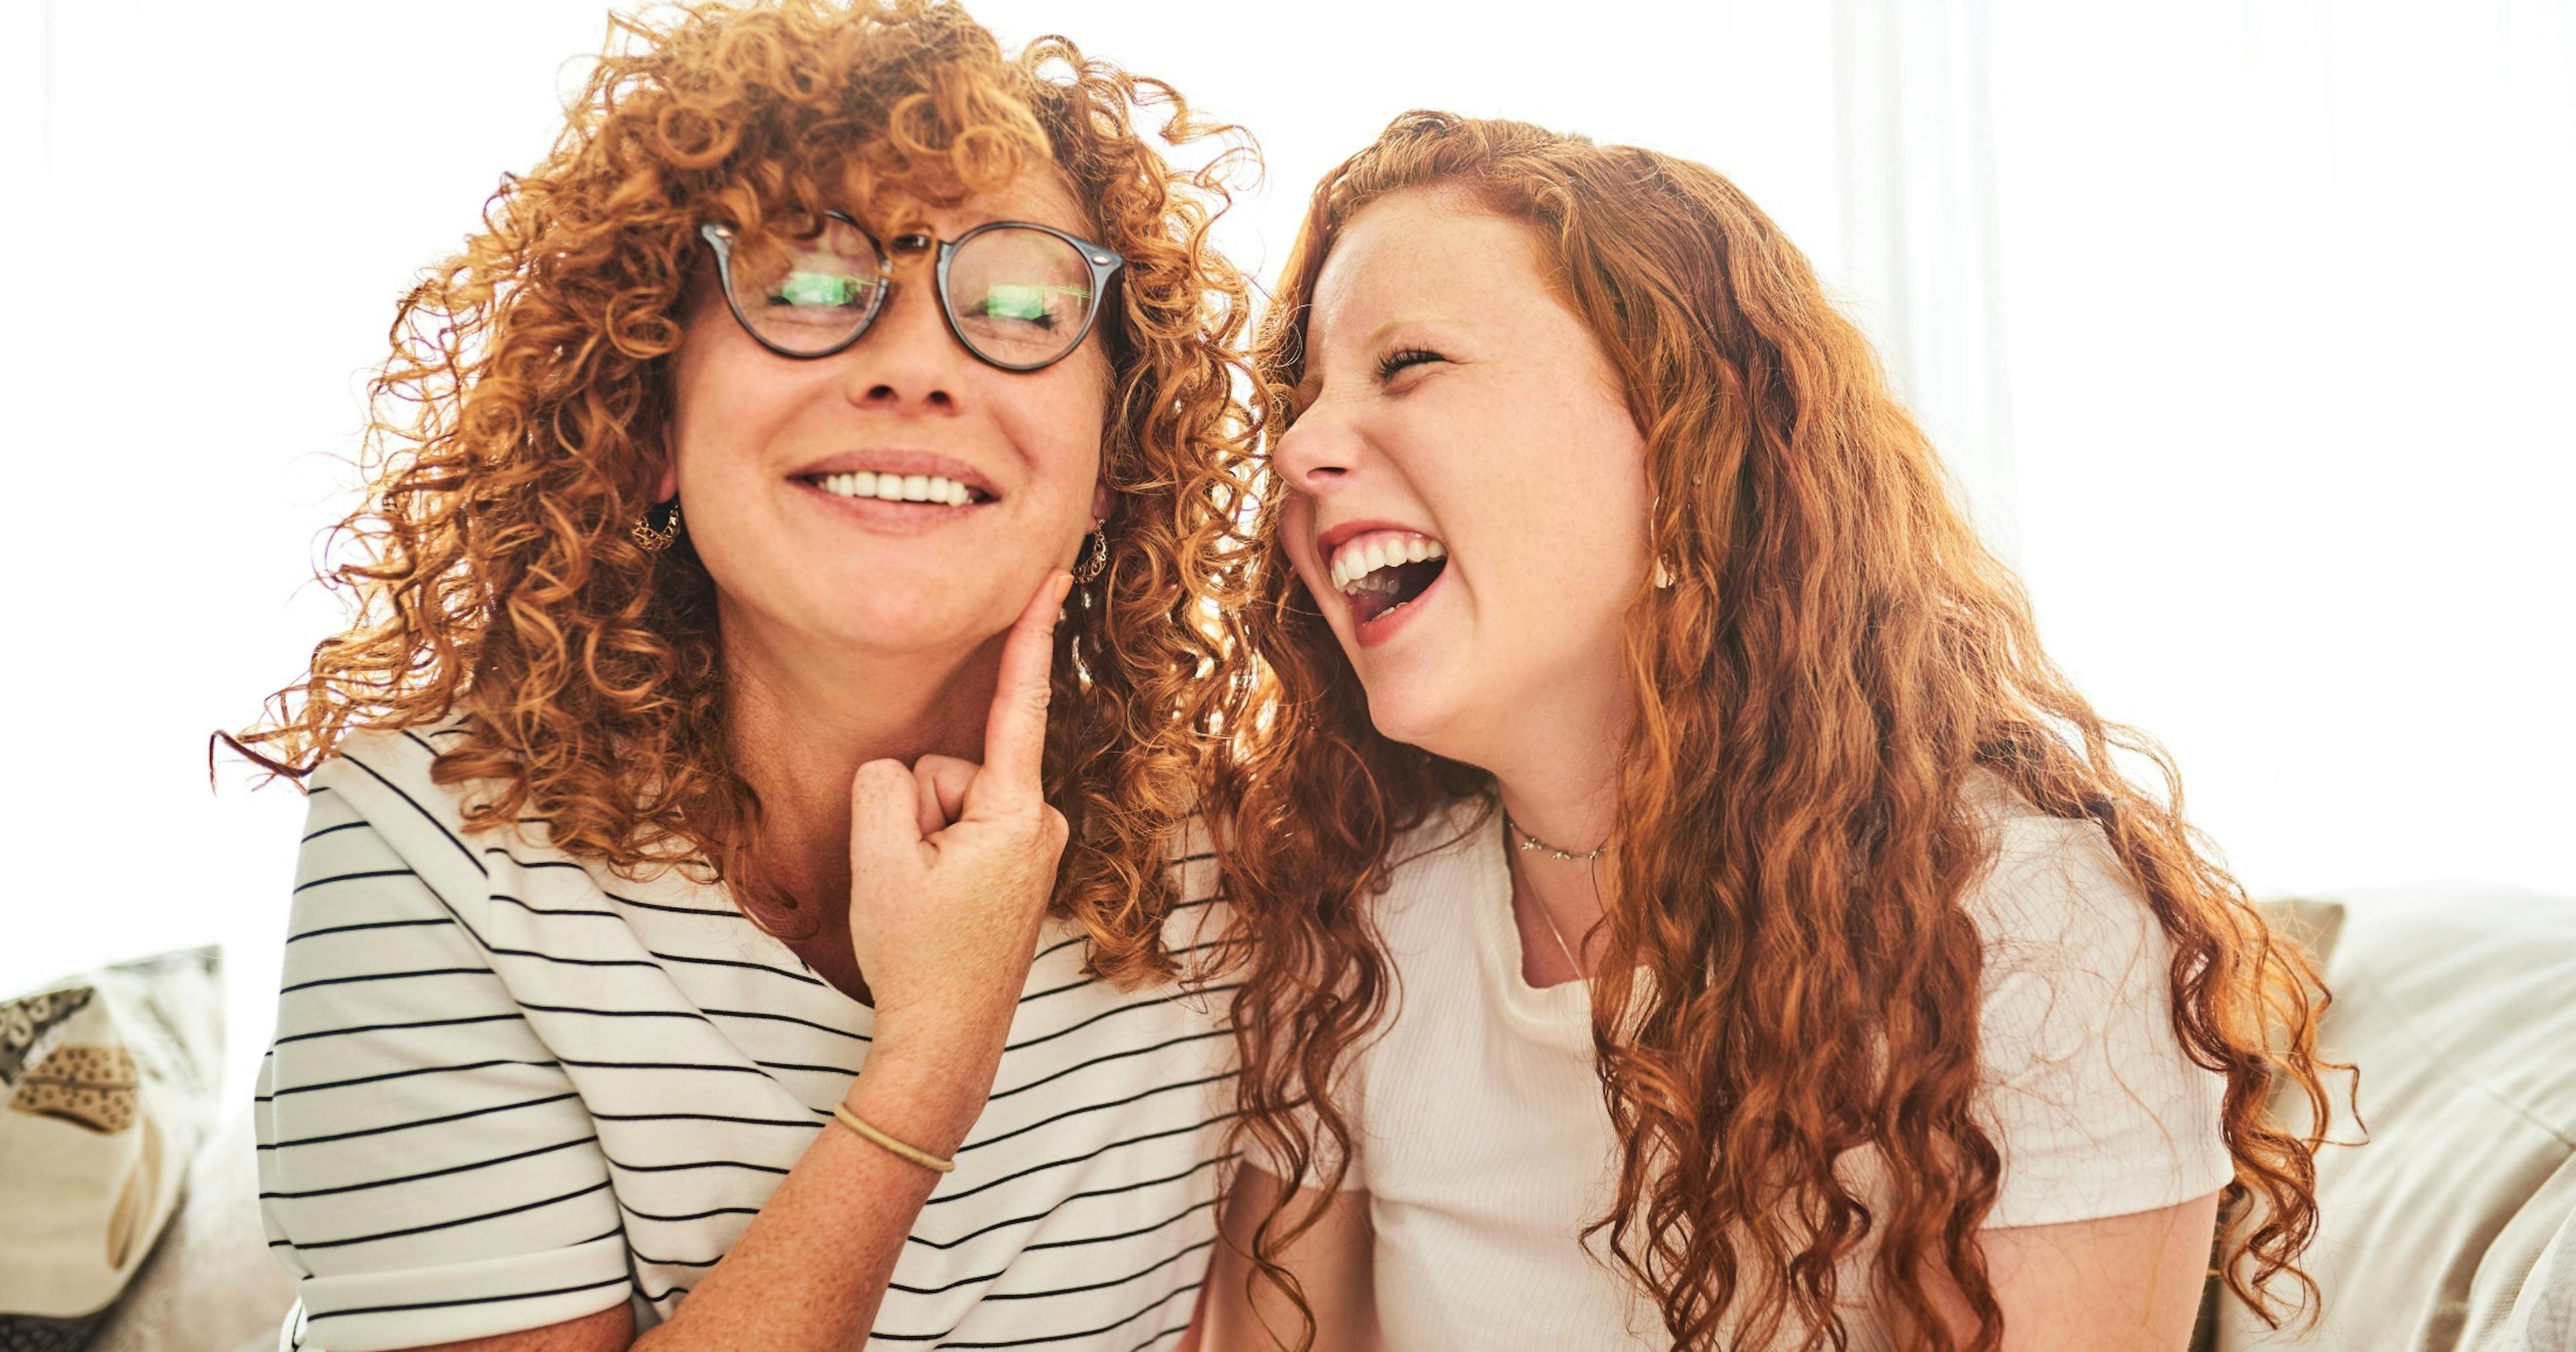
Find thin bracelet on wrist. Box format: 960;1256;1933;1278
831;1100;957;1174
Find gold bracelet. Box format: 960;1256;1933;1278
831;1100;956;1174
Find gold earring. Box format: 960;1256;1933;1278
1071;523;1110;584
632;500;682;553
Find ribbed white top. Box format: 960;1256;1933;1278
1333;789;2233;1351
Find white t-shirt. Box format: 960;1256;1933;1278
256;724;1233;1352
1328;789;2233;1351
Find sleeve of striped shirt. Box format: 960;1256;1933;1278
256;784;631;1352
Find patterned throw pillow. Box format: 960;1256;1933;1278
0;948;223;1351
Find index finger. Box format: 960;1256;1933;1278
971;569;1073;815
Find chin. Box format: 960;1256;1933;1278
773;574;1015;656
864;598;1019;654
1356;675;1478;762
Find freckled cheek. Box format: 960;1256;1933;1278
1276;495;1324;589
669;400;771;498
1017;355;1115;484
670;349;808;486
998;413;1107;531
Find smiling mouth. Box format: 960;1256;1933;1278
798;469;994;507
1327;530;1448;626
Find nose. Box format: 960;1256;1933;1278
839;264;967;416
1271;398;1359;497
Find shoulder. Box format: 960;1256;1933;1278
1955;771;2196;1101
1956;773;2158;978
1952;777;2236;1225
1368;795;1499;937
310;715;476;816
305;714;537;909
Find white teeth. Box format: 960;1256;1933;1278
1327;529;1449;597
814;471;979;505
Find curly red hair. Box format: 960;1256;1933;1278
229;0;1258;982
1202;112;2341;1351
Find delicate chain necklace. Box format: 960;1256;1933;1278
1529;887;1585;975
1503;811;1611;862
1503;813;1598;975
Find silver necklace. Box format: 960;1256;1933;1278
1503;811;1611;862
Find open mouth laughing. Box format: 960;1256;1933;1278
1323;526;1449;634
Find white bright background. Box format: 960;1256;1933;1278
3;1;2569;1103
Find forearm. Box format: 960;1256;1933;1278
631;1060;983;1349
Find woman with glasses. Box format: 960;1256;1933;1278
231;4;1251;1349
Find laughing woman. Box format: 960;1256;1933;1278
230;4;1249;1349
1197;115;2336;1351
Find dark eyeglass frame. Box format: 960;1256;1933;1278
698;213;1124;373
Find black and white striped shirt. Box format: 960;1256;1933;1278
255;724;1234;1351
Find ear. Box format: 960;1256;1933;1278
655;459;680;503
1089;478;1112;523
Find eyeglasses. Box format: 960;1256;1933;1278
698;213;1123;373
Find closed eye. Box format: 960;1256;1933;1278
1375;346;1445;382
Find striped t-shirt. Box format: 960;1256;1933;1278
255;724;1234;1352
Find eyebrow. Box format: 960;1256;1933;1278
1362;313;1454;347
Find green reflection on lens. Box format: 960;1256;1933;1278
777;272;858;306
983;284;1051;321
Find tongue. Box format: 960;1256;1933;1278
1349;557;1446;625
1350;587;1395;625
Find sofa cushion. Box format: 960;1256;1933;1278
2216;882;2576;1351
89;1106;296;1352
0;948;224;1345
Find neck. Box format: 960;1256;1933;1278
1477;673;1633;959
720;604;1004;914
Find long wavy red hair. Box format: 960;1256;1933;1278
227;0;1258;981
1201;112;2339;1351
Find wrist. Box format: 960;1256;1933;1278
865;1005;1012;1082
844;1051;994;1159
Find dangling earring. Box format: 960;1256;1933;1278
1071;522;1110;584
1648;486;1675;589
632;499;682;553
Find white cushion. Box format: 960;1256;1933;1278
2216;882;2576;1351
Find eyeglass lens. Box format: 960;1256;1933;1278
722;217;888;356
722;219;1099;369
943;227;1098;369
